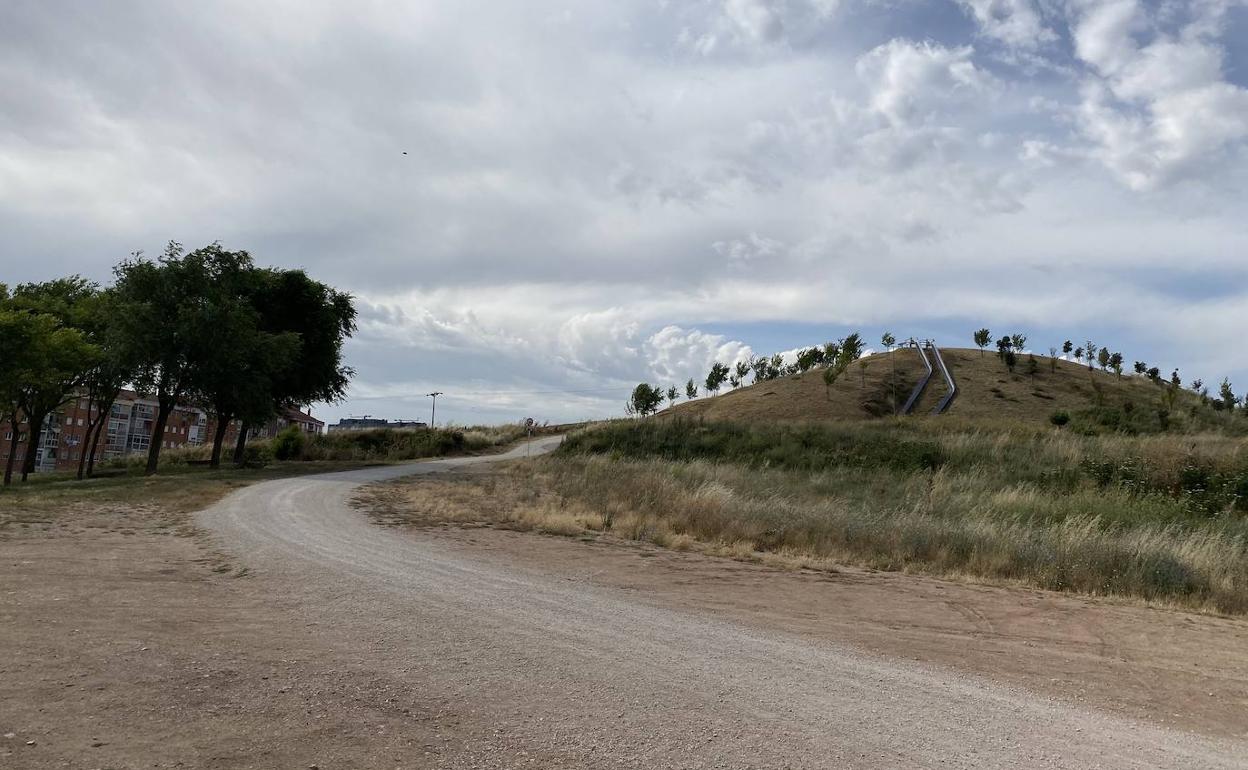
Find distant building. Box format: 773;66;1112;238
327;417;426;432
1;392;325;475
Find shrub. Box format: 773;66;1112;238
1049;411;1071;427
272;425;307;461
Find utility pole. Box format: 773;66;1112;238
426;392;442;430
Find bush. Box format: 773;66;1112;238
1049;411;1070;427
272;425;307;461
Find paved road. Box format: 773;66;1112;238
198;438;1247;769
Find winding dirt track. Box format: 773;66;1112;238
197;439;1247;769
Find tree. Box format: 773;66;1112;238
114;243;248;475
1165;369;1182;411
1011;334;1027;352
1026;354;1038;378
666;385;679;408
821;363;840;401
996;336;1012;360
685;378;698;399
231;267;357;464
1004;349;1017;374
838;333;864;364
795;347;824;372
705;362;729;395
1084;341;1097;370
1146;366;1161;384
1097;347;1111;372
973;328;991;357
1048;346;1058;372
1108;352;1124;379
728;373;741;389
822;341;840;363
1062;340;1073;357
628;383;664;417
1220;378;1237;411
1073;347;1084;365
881;331;896;352
1134;361;1147;375
734;360;750;385
2;278;100;483
74;287;140;479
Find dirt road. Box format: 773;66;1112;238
186;438;1245;769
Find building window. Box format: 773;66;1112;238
77;418;84;427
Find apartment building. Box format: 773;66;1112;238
1;390;209;474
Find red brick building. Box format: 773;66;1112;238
1;392;323;474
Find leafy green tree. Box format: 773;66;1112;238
0;309;78;485
666;385;679;408
973;328;991;357
1146;366;1161;384
114;243;247;474
1026;354;1038;378
821;363;840;401
1073;346;1084;365
2;278;100;483
1097;347;1111;371
795;347;824;372
881;331;896;351
1084;341;1097;370
1062;340;1073;357
1220;378;1237;411
1011;333;1027;351
821;341;840;363
231;267;356;464
1134;361;1147;375
705;362;729;395
628;383;664;416
1108;352;1124;378
685;378;698;399
74;287;140;479
996;336;1012;360
734;360;750;384
1004;349;1017;374
838;333;864;364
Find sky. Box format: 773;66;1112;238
3;0;1247;427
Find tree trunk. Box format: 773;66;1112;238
76;392;98;481
209;415;233;469
232;422;249;466
85;393;118;479
145;399;174;476
3;415;19;487
21;410;47;483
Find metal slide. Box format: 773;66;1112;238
928;343;958;415
900;340;933;415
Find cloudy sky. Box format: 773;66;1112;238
3;0;1247;426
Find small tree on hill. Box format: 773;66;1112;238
1073;346;1083;365
1109;352;1124;378
705;362;729;395
1026;354;1038;378
1011;333;1027;352
1147;366;1161;384
1134;361;1147;375
628;383;664;416
795;347;823;372
1004;349;1017;374
1084;341;1097;370
973;328;991;357
1097;347;1111;372
1048;346;1058;372
734;359;750;384
1062;340;1073;358
881;331;896;352
1220;378;1237;411
666;385;679;408
685;378;698;399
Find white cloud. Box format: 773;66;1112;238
856;40;993;126
955;0;1055;49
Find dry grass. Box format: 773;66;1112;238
360;419;1248;615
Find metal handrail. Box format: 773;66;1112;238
900;339;933;415
929;343;958;415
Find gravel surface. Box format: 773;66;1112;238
196;438;1248;769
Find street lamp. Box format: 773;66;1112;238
426;392;443;429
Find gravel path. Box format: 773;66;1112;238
197;439;1247;769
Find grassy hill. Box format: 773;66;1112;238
662;347;1213;431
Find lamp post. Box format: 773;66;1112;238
426;392;442;430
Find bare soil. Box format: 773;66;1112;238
2;443;1246;768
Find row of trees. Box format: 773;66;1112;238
627;332;871;416
1;242;356;485
975;328;1243;413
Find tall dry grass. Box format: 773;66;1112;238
533;419;1248;613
